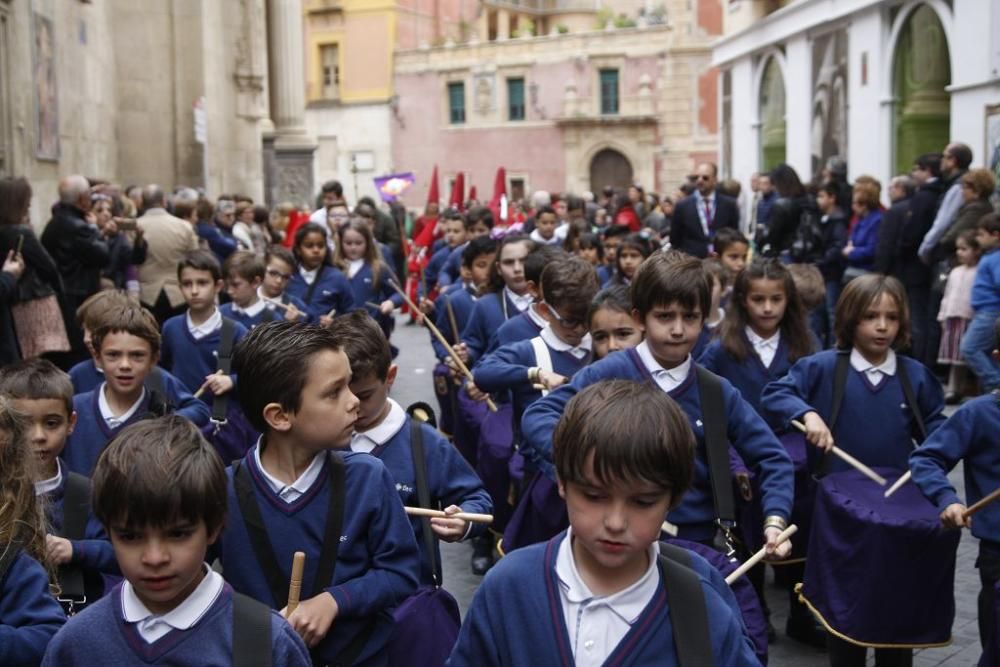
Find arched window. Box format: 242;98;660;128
759;56;786;172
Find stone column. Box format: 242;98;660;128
264;0;316;207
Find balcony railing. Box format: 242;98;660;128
483;0;598;14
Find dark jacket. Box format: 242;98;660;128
41;203;109;298
668;192;739;258
815;209;848;283
761;195;815;257
905;179;946;267
941;198;994;255
874;198;911;277
0;224;62;365
103;233;147;289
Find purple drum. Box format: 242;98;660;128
800;468;960;647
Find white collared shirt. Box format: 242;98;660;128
746;326;780;368
529;228;560;246
347;258;365;279
695;190;717;237
526;304;548;329
635;341;691;393
253;441;326;504
231;298;267;319
34;458;63;496
539;324;592;361
98;382;147;430
351;398;407;454
505;287;533;313
299;266;319;285
186;308;222;340
850;348;897;387
555;528;659;667
122;565;223;644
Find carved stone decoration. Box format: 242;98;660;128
474;74;494;116
273;150;315;208
234;0;267;119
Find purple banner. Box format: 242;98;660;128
373;172;416;202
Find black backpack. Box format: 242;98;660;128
789;206;824;263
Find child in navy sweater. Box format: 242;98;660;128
221;250;306;329
422;209;467;300
258;245;310;323
42;417;310;666
521;254;795;554
331;311;492;587
64;306;186;476
0;360;118;616
449;380;758;666
334;219;402;343
489;245;565;350
910;317;1000;658
218;322;419;663
0;396;66;666
587;284;643;360
286;223;355;326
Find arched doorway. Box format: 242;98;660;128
893;4;950;175
759;56;786;172
590;149;633;195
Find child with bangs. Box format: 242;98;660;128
587;285;643;360
42;417;310;665
449;380;758;665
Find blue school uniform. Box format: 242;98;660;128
41;582;309;666
66;362;210;427
432;285;477;361
461;290;523;366
447;531;758;667
63;387;166;476
286;264;356;320
910;394;1000;542
224;292;312;327
424;244;455;293
359;408;493;586
597;264;613;286
348;263;403;336
520;349;793;540
195;220;238;262
438;244;465;289
492;308;545;348
0;549;65;665
43;464;117;577
474;336;590;428
698;335;796;415
760;349;945;473
217;446;420;666
160;314;249;411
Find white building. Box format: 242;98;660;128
713;0;1000;190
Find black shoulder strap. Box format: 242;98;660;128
232;591;273;667
0;539;22;583
62;472;90;541
409;418;443;586
143;367;173;416
311;453;345;598
657;545;713;667
304;265;326;304
212;318;236;421
144;366;166;398
694;366;734;525
828;351;851;430
234;459;290;609
896;359;927;443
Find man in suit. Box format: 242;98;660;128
137;185;199;324
668;162;739;258
42;174;111;367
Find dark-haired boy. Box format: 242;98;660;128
488;245;567;351
522;254;794;555
260;245;310;323
0;358;117;615
42;416;310;666
437;206;495;291
911;317;1000;658
160;250;248;422
217;322;419;663
330;311;492;586
62;306;205;475
528;206;560;246
219;250;300;329
449;380;759;665
422;209;467;299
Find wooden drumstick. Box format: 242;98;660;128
725;524;798;585
365;301;382;310
15;234;24;256
389;279;497;412
446;298;461;343
404;506;493;524
285;551;305;617
261;296;293;312
790;420;887;486
193;370;224;400
661;520;678;537
962;486;1000;520
884;471;911;498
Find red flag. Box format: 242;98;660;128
448;172;465;211
282;210;307;248
488;167;507;225
426;165;440;207
468;185;478;202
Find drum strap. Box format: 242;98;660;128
816;352;851;477
895;360;926;442
56;472;90;605
657;543;713;667
409;418;444;587
694;366;734;525
212;318;236;423
232;592;272;667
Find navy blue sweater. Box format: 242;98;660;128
760;349;945;473
521;350;793;537
220;291;311;329
492;309;545;348
160;314;248;411
43;468;117;577
432;285;476;362
62;388;166;476
698;335;797;415
67;361;209;427
41;582;309;666
217;447;419;665
475;338;590;429
369;415;493;585
0;549;65;666
910;394;1000;542
286;264;356;320
461;291;522;366
447;532;758;667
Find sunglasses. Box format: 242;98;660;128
696;175;713;182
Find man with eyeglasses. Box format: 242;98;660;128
668;162;740;258
919;142;974;264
